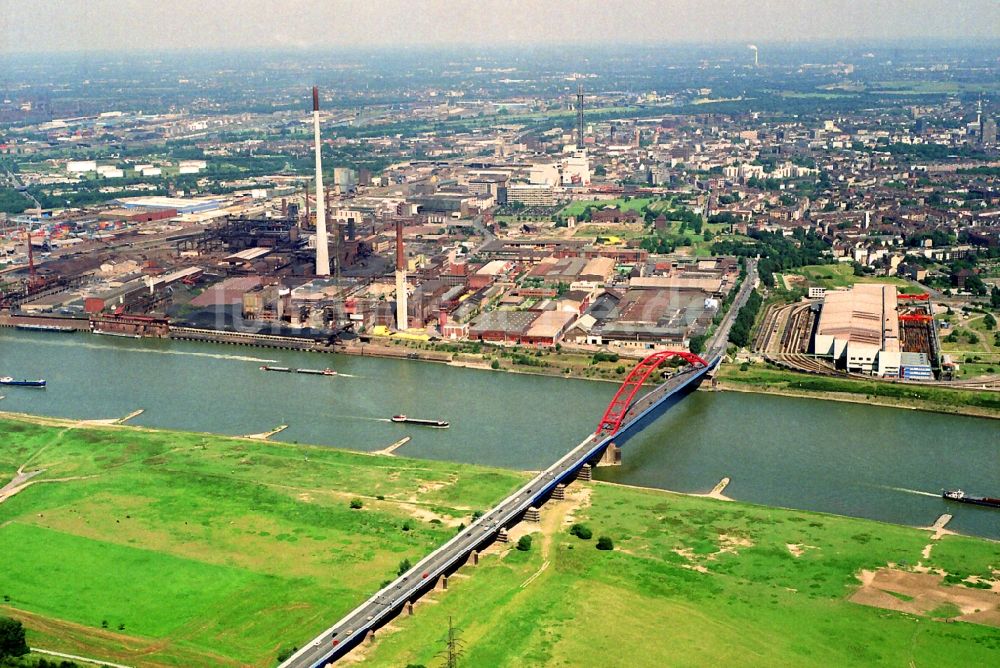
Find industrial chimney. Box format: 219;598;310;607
395;221;408;330
312;86;330;276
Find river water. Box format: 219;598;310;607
1;329;997;539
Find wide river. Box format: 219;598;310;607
1;329;997;539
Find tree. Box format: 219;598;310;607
689;334;707;355
516;535;533;551
991;286;1000;310
596;536;614;551
397;558;412;576
985;313;997;331
0;616;29;659
490;359;500;370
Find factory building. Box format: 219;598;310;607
813;284;900;376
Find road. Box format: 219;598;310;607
282;262;757;668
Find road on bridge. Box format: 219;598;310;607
282;260;757;668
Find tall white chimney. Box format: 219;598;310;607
312;86;330;277
395;221;408;330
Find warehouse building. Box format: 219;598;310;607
813;284;900;376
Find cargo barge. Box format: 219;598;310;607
93;329;141;339
391;415;449;428
15;324;76;333
0;377;46;388
259;366;337;376
942;490;1000;509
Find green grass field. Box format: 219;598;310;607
0;415;525;666
792;264;921;291
362;484;1000;667
716;364;1000;416
559;197;670;218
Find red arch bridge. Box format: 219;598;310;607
595;350;708;435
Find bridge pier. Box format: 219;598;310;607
524;506;541;523
551;484;566;501
596;442;621;467
497;527;509;543
577;464;592;482
366;629;375;644
467;550;479;567
406;601;414;616
436;575;449;591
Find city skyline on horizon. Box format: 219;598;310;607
1;0;998;55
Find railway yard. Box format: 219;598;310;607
752;295;1000;391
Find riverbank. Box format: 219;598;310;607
2;415;998;667
713;363;1000;419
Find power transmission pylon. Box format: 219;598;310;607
435;615;465;668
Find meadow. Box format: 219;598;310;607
363;484;1000;667
0;414;525;666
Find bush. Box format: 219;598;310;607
490;359;501;370
516;535;533;551
569;523;592;540
615;365;626;374
596;536;614;551
0;616;29;659
349;498;363;509
276;646;299;663
397;558;412;576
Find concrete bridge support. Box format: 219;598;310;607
524;506;541;523
467;550;479;566
406;601;414;616
436;575;449;591
497;527;509;543
577;464;593;482
596;442;621;467
551;484;566;501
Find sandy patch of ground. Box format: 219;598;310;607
850;568;1000;628
396;502;464;528
672;547;710;573
786;543;817;558
717;533;753;555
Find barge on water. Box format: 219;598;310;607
15;324;76;333
942;490;1000;509
0;376;46;388
93;329;141;339
391;415;449;428
260;366;337;376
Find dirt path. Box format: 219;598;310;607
0;468;44;503
0;474;98;504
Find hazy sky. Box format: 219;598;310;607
1;0;998;53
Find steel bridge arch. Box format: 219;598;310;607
595;350;708;435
